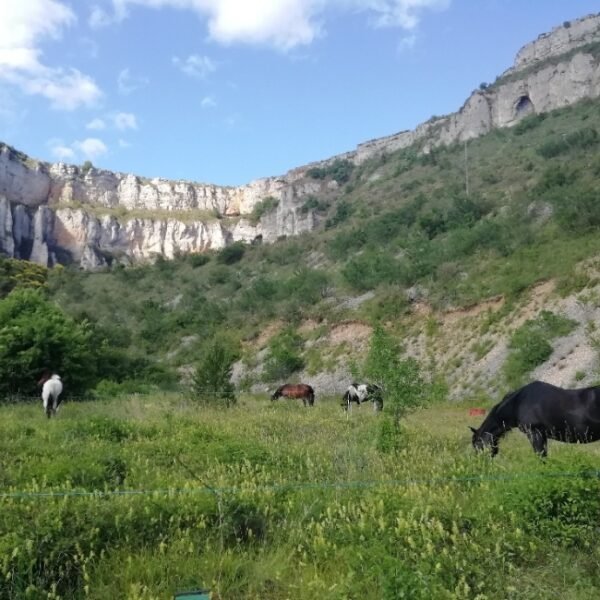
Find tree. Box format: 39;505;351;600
189;337;239;407
0;288;98;396
362;326;427;452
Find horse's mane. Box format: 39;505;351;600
479;389;520;438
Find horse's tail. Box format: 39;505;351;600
308;386;315;406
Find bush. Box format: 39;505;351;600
0;257;47;298
249;196;279;225
503;310;577;387
0;288;99;395
217;242;246;265
299;196;329;215
189;337;239;407
325;199;354;229
307;159;354;183
263;328;304;381
188;253;210;268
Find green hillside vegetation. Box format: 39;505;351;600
14;96;595;394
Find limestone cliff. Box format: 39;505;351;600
1;13;600;268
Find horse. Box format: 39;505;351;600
470;380;600;457
342;383;383;412
271;383;315;407
39;373;63;419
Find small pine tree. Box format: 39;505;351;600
190;338;238;407
363;326;427;451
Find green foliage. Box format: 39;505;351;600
189;337;239;407
325;199;354;229
513;112;546;135
307;159;354;183
0;288;98;396
552;186;600;232
503;310;577;387
81;160;93;174
299;195;329;215
217;241;246;265
249;196;279;225
536;126;599;157
0;257;48;298
263;327;304;381
187;253;210;268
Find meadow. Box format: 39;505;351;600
2;395;600;599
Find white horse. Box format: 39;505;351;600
42;374;63;418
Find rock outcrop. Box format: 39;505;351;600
1;13;600;268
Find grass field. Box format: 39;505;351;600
2;395;600;599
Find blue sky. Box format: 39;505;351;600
0;1;598;186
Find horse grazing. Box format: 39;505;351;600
40;374;63;419
271;383;315;407
342;383;383;412
470;380;600;457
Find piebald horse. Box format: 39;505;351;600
271;383;315;407
342;383;384;412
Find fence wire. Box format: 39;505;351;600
2;469;600;501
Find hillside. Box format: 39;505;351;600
1;93;586;398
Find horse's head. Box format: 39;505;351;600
37;369;52;387
469;426;499;456
271;388;282;401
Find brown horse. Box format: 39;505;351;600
271;383;315;407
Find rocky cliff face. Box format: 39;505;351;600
1;13;600;268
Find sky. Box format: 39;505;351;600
0;1;598;186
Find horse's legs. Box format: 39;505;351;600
526;428;548;457
302;397;307;407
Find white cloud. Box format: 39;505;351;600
201;95;217;108
173;54;216;78
74;137;108;159
110;0;450;49
113;111;138;130
89;5;113;29
118;138;132;148
50;143;76;161
0;0;103;109
86;117;106;130
117;67;149;95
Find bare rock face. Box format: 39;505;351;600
1;14;600;268
352;13;600;162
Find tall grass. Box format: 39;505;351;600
2;395;600;599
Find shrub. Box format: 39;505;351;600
503;310;577;387
325;199;354;229
262;328;304;381
188;253;210;268
249;196;279;225
0;288;99;395
189;337;239;407
0;257;47;298
217;242;246;265
307;159;354;183
299;195;329;215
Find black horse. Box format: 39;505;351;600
470;380;600;457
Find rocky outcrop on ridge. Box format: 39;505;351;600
1;13;600;268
